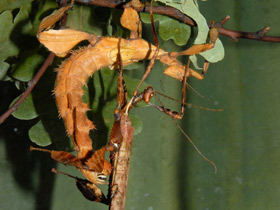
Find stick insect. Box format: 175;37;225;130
30;0;219;205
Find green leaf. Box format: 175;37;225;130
157;0;208;44
189;54;202;69
11;50;44;82
189;38;224;67
0;62;10;80
140;13;191;46
0;1;59;83
0;3;35;81
11;93;38;120
30;1;57;35
158;16;191;46
156;0;224;63
0;11;19;74
140;13;164;23
67;5;103;36
200;38;224;62
13;3;33;33
29;120;52;146
106;16;113;36
0;0;34;13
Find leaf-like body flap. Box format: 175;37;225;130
37;29;95;57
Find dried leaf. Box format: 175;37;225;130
37;29;94;57
120;7;140;32
38;5;72;33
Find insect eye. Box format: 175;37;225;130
97;174;107;181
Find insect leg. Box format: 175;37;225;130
30;146;88;170
148;59;190;119
133;0;159;96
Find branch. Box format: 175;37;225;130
109;114;135;210
74;0;280;42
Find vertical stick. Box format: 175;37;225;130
109;114;135;210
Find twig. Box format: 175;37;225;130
212;16;274;42
109;114;134;210
0;53;55;124
74;0;280;42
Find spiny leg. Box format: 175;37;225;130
30;146;88;170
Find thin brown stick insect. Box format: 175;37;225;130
125;0;219;172
107;5;220;206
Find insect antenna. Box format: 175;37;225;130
153;90;224;112
153;94;218;174
186;82;212;103
172;119;217;174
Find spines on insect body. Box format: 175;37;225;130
37;27;198;188
53;36;187;157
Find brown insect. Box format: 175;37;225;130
31;0;218;204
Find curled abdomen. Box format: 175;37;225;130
54;37;184;157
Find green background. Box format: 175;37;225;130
1;1;280;210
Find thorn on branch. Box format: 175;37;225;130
256;26;270;38
210;15;230;28
220;15;231;25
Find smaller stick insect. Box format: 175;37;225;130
107;14;220;206
125;0;218;172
